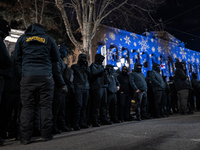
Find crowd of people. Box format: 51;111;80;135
0;19;200;146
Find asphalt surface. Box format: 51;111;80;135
2;112;200;150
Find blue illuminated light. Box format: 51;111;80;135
96;26;200;80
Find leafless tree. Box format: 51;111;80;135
55;0;165;63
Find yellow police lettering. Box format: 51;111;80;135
26;36;45;43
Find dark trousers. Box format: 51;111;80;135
134;91;148;117
164;94;171;114
107;93;118;121
52;87;66;130
5;92;20;134
154;91;165;116
74;89;89;127
65;89;75;128
177;89;189;112
119;93;131;120
0;76;4;104
195;92;200;110
147;88;155;117
20;76;54;140
170;93;178;112
91;88;108;123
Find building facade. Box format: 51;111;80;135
91;25;200;80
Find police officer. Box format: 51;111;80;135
71;54;91;130
14;23;60;144
90;54;112;127
117;66;132;122
0;18;12;146
174;62;190;114
106;64;121;123
191;73;200;110
129;63;151;121
149;63;166;118
52;45;69;134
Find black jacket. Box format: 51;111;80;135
90;54;110;90
117;72;131;94
191;78;200;94
168;80;177;94
174;62;189;91
63;65;74;90
0;34;12;77
52;58;66;87
149;63;166;91
71;56;91;90
14;24;60;77
129;63;147;92
107;73;120;94
4;59;20;93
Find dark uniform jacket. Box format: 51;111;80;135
71;57;91;90
117;72;131;94
174;62;189;91
107;72;120;94
191;78;200;95
90;54;110;90
52;58;66;87
0;34;12;77
149;63;166;92
129;63;147;92
168;80;177;95
14;24;60;77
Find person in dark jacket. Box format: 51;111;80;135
90;54;112;127
149;63;166;118
14;23;60;144
145;71;155;117
174;62;190;114
71;54;91;130
129;63;151;121
117;66;132;122
106;64;121;123
0;18;12;146
191;73;200;110
63;64;75;130
4;51;21;139
163;76;171;116
52;45;70;134
168;76;178;113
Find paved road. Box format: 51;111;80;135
2;112;200;150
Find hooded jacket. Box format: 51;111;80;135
0;35;12;77
129;63;147;92
14;24;60;77
174;62;189;91
117;70;131;94
191;73;200;94
106;65;120;94
149;63;166;91
71;54;91;90
52;57;66;87
90;54;110;90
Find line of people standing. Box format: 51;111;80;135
1;20;200;146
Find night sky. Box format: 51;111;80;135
155;0;200;52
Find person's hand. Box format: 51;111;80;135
62;85;68;93
117;86;120;91
121;91;123;94
135;89;140;93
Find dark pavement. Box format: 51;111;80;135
2;112;200;150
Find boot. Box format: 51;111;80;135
52;127;62;134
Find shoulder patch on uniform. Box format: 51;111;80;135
26;36;46;43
